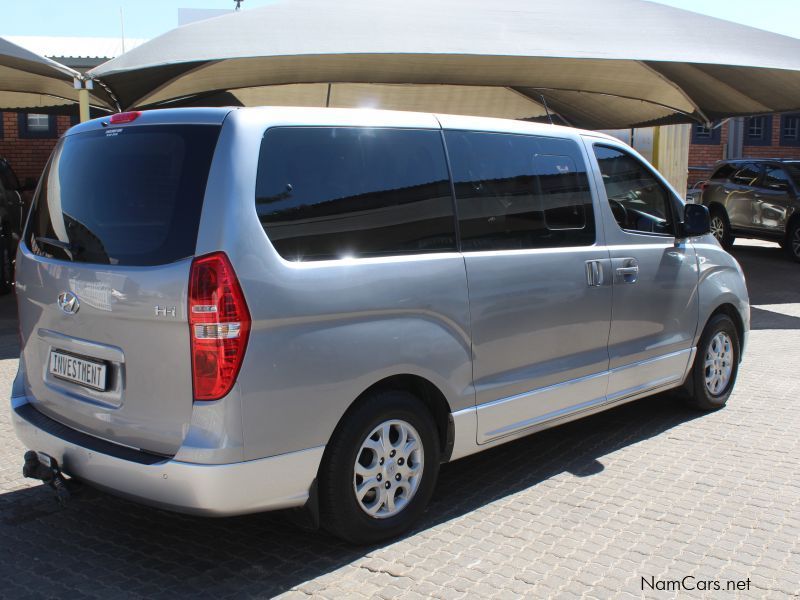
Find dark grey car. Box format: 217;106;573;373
700;158;800;261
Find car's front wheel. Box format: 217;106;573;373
319;389;440;544
709;208;734;250
680;313;741;411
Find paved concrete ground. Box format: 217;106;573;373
0;240;798;599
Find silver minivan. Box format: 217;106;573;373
11;107;749;543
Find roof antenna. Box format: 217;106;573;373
234;0;243;10
539;93;554;125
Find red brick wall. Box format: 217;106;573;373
0;112;73;186
687;121;727;188
687;115;800;188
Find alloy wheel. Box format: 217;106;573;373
353;419;424;519
704;331;733;396
709;216;725;243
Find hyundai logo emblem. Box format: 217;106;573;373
57;292;80;315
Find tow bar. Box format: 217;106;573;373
22;451;71;506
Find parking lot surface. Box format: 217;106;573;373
0;240;798;599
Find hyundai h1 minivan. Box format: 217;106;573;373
11;107;749;543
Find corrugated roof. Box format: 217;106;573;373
4;36;148;60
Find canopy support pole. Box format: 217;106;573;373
74;77;94;122
78;88;90;122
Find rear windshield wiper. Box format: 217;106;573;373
34;236;81;254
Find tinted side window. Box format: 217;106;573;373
763;166;792;192
731;163;762;186
593;145;673;236
711;163;736;181
256;127;455;261
444;131;595;251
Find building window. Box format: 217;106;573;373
27;114;50;132
747;117;763;138
780;113;800;147
744;115;773;146
17;113;58;139
691;121;720;145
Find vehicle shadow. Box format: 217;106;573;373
0;392;703;598
728;242;800;330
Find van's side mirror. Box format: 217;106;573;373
681;203;710;237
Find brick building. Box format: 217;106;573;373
0;112;77;187
688;113;800;188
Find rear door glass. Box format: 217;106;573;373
444;131;595;251
762;166;792;192
27;125;220;266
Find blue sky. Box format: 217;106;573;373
2;0;799;41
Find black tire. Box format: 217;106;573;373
681;313;740;411
319;389;440;544
0;232;13;295
783;220;800;263
709;207;734;250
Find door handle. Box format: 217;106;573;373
615;259;639;284
585;260;604;287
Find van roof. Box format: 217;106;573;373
68;106;609;140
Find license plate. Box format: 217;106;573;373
49;351;107;391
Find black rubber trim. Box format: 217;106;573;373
14;403;167;466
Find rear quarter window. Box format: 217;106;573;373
26;124;220;266
255;127;456;261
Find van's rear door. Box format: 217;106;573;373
16;121;221;456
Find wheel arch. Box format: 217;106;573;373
706;302;746;360
327;374;455;463
707;201;730;221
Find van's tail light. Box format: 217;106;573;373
189;252;250;401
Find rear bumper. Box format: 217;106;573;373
11;393;324;517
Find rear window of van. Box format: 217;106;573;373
26;125;220;266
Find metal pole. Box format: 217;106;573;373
120;8;126;54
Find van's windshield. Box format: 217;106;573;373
26;124;220;266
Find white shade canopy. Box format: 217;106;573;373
0;36;113;113
87;0;800;128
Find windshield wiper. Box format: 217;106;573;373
34;236;81;254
